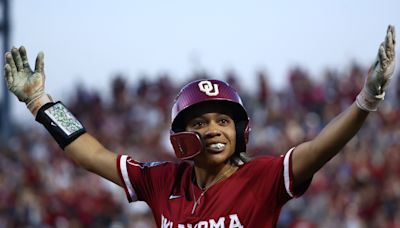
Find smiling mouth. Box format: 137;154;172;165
206;143;226;152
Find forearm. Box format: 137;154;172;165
65;133;121;186
31;96;122;186
312;103;368;157
293;103;369;183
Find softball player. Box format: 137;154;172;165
4;25;396;227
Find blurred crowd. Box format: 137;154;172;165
1;63;400;228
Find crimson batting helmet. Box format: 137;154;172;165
170;79;250;160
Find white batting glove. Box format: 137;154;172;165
4;46;52;115
356;25;396;112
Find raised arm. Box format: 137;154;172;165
291;25;396;186
4;46;122;186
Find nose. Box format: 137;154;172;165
204;122;221;138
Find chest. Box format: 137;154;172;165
149;159;285;227
158;181;261;227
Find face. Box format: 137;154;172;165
184;104;236;168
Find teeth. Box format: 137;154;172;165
209;143;225;150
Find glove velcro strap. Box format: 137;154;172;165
35;101;86;149
356;89;384;112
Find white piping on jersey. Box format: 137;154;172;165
283;148;295;198
120;155;138;201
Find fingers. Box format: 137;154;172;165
379;42;389;69
385;25;396;60
4;51;17;75
392;26;396;45
11;47;24;71
34;52;44;74
4;46;30;74
388;25;396;45
4;64;13;88
19;46;31;71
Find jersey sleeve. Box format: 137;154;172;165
282;147;311;199
116;154;176;204
252;148;312;207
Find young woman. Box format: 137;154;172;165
4;25;395;227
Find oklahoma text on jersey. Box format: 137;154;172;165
161;214;243;228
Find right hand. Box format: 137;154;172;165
4;46;45;104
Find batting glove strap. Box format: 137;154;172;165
355;88;384;112
27;93;53;116
36;101;86;149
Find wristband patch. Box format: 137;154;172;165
44;103;84;136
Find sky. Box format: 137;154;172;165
2;0;400;119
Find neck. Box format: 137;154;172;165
193;162;237;189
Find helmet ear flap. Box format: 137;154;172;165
235;120;250;154
170;132;203;159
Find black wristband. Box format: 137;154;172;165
35;101;86;149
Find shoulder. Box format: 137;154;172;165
246;155;284;166
117;154;191;174
235;155;284;175
240;155;286;175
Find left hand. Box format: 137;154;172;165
356;25;396;111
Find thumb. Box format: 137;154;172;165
34;52;45;74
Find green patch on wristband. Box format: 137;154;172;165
44;103;84;136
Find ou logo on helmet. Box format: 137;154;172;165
198;81;219;96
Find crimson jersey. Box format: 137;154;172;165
116;148;309;227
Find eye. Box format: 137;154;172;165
189;119;206;129
218;117;231;126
